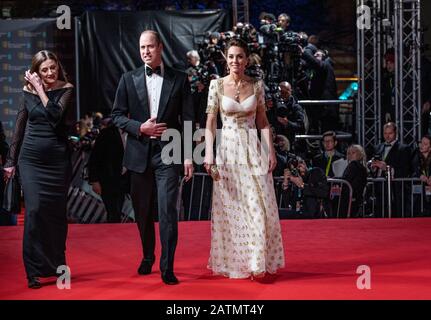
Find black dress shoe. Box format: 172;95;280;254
27;277;41;289
138;259;154;275
161;272;179;285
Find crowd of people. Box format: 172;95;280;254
181;12;431;220
2;21;431;290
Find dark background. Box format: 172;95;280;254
78;10;229;115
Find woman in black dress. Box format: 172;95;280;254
3;50;73;289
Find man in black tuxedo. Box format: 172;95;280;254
371;122;412;217
112;30;194;285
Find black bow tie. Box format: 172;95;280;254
384;143;392;147
146;65;161;77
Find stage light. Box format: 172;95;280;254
339;82;358;100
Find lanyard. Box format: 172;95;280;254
325;155;333;177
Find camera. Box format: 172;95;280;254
188;60;218;93
279;31;308;54
287;157;300;177
273;93;290;118
372;154;382;161
245;64;264;80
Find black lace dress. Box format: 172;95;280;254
5;87;73;279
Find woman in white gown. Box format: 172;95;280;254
204;39;285;279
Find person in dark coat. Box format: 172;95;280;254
411;135;431;217
111;30;194;285
301;48;338;133
0;122;12;226
371;122;412;217
285;157;329;218
340;144;368;218
312;131;345;178
87;117;127;223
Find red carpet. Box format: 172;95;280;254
1;219;431;300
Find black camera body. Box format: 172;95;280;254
273;93;290;118
279;31;308;54
287;156;300;177
372;154;382;161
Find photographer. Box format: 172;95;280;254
300;47;338;133
245;53;265;80
277;13;291;32
268;81;306;149
283;157;329;218
186;50;216;128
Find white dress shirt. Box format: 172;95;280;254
383;140;396;160
145;62;164;119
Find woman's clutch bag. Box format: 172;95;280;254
210;165;221;181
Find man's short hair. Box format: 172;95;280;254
322;131;337;142
140;30;162;45
383;122;397;133
278;13;291;23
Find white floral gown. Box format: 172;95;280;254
206;78;285;279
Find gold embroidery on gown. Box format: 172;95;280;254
206;78;285;279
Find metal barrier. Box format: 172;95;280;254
180;173;353;220
272;177;353;218
363;177;426;218
178;173;213;221
295;134;353;141
298;100;355;105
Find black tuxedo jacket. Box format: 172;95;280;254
375;141;412;178
112;64;194;173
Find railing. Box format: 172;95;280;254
363;177;425;218
272;176;353;218
179;173;354;220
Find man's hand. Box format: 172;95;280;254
140;117;167;137
371;160;387;171
277;116;289;126
92;182;102;195
184;159;194;182
289;175;304;189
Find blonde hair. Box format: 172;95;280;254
186;50;200;60
347;144;367;167
275;134;290;152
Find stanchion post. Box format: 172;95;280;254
386;165;392;218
